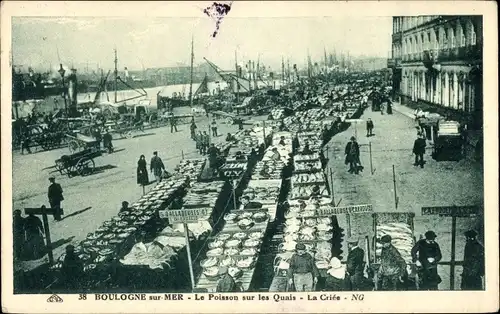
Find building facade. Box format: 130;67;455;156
388;16;483;129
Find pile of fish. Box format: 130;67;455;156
290;183;328;199
51;176;189;271
375;222;415;263
120;241;177;270
270;108;286;120
200;230;265;280
271;131;294;147
275;201;334;273
252;160;285;180
262;145;292;163
175;158;206;179
224;211;269;226
297;131;323;153
242;186;280;203
183;182;225;208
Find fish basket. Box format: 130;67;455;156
252;214;269;224
203;272;221;281
237;222;255;231
232;255;257;270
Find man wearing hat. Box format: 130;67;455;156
346;237;366;291
216;266;236;292
287;243;319;292
344;136;361;174
150;151;165;184
378;235;407;291
412;133;427;168
461;230;484;290
47;176;64;221
411;231;442;290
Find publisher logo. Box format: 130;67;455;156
47;294;63;303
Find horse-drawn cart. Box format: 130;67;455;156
55;147;102;177
66;133;100;153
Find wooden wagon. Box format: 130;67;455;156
55;147;102;177
66;133;100;154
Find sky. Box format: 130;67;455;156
11;2;392;73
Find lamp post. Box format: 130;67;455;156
58;64;68;118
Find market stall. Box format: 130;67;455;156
195;208;274;292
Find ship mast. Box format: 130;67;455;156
235;50;239;104
114;48;118;103
189;36;194;107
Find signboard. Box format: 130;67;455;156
317;204;373;216
158;210;168;219
25;207;62;216
167;208;211;224
345;119;364;123
421;206;479;217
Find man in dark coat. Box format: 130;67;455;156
13;210;26;259
345;136;361;174
288;243;319;292
413;134;427;168
48;176;64;221
61;244;84;290
346;237;366;291
461;230;484;290
411;231;442;290
190;120;197;139
150;151;165;183
24;211;45;260
170;117;178;133
207;143;220;176
378;235;407;291
366;118;374;137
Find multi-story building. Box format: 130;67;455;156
388;16;483;129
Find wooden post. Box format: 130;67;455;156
41;213;54;264
233;180;238;211
346;213;352;238
392;165;398;209
369;142;373;175
450;214;457;290
329;168;335;205
262;120;266;147
182;150;185;160
184;223;195;292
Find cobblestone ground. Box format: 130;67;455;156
324;107;484;290
12;108;249;272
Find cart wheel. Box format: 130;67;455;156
76;157;95;176
125;131;134;139
226;117;233;125
68;140;80;153
55;160;66;175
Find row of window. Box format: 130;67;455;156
401;70;477;113
393;16;439;33
391;18;478;59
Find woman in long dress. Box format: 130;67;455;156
136;155;149;186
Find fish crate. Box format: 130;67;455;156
372;212;415;232
371;212;418;281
